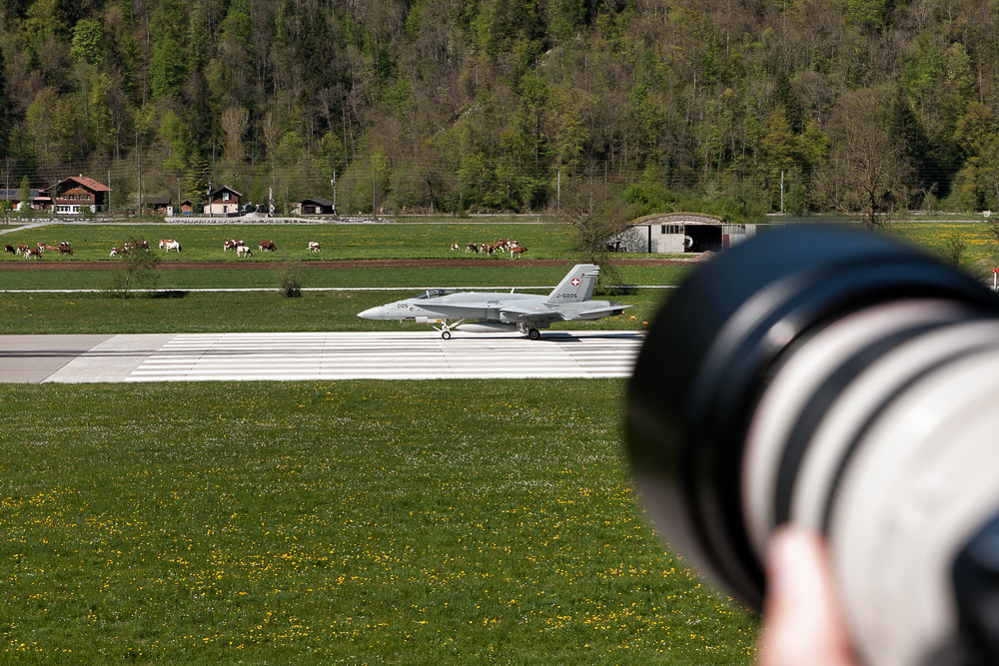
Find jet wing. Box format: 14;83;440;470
497;303;565;323
560;303;633;321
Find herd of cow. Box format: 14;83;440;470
219;239;321;258
3;239;323;259
4;241;73;258
450;238;527;258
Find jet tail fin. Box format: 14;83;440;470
546;264;600;304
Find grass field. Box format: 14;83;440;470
0;223;581;262
0;380;758;664
6;217;990;663
0;289;669;335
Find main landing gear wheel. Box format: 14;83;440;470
527;328;541;340
441;330;451;340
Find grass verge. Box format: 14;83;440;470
0;289;667;335
0;380;757;664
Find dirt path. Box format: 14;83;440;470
0;257;701;271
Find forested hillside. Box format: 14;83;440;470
2;0;998;222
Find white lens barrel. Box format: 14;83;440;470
745;300;999;665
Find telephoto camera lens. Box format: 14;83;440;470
624;225;999;665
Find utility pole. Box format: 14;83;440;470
208;180;213;219
136;145;142;218
331;172;337;215
780;170;785;215
372;162;377;221
557;169;561;214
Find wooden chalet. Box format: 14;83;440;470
142;195;171;215
37;176;111;214
206;186;242;216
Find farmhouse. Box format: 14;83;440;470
205;186;243;216
35;176;111;214
608;213;755;254
0;188;41;210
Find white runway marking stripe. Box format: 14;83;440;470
124;331;643;382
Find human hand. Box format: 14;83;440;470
756;525;858;666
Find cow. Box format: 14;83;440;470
25;247;41;259
44;245;59;252
159;239;174;249
237;245;252;258
450;243;460;251
110;246;128;257
309;242;321;252
259;240;276;252
223;239;245;251
3;244;13;254
465;242;478;253
15;245;28;255
163;240;181;253
510;246;527;259
57;243;73;255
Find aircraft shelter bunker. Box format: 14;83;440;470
607;214;756;254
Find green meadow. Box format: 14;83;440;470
6;217;992;663
0;222;580;262
0;380;758;664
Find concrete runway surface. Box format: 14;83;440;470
0;331;644;383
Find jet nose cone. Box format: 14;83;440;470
357;306;387;320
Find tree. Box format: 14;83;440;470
70;18;104;65
815;89;914;229
220;106;249;183
102;238;159;298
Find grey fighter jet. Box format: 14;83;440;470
357;263;631;339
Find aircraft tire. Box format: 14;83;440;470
441;330;451;340
528;328;541;340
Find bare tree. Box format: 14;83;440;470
814;88;915;229
220;106;249;182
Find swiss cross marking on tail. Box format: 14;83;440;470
571;278;581;286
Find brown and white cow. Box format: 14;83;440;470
110;246;127;257
25;247;42;259
259;240;276;252
57;243;73;255
309;242;321;252
510;246;527;259
3;244;14;254
163;240;181;253
237;245;253;258
465;242;478;253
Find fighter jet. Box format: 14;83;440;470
357;263;631;339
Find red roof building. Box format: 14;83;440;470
37;176;111;214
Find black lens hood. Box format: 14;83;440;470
625;225;999;609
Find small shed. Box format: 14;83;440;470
142;195;171;215
300;197;335;215
608;213;755;254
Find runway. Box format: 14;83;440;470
0;331;644;383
